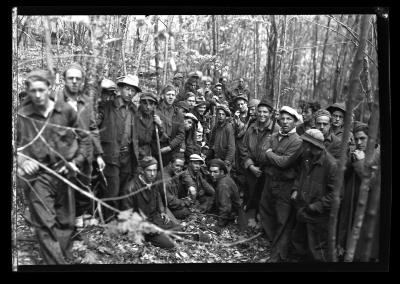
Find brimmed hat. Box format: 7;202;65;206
173;72;184;79
100;78;117;92
63;62;85;78
188;71;202;78
184;112;199;123
353;121;368;134
139;156;158;169
280;106;301;121
185;92;196;99
301;129;325;149
233;94;248;104
314;109;332;120
258;98;273;111
209;158;228;173
116;74;142;92
216;104;231;117
327;102;346;114
194;96;207;107
189;154;204;164
176;101;190;112
214;83;223;88
25;69;55;87
248;99;260;109
140;92;158;103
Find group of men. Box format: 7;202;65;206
16;64;380;264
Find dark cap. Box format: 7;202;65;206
233;94;248;104
327;102;346;114
139;156;158;169
216;104;231;117
25;69;55;87
209;158;228;174
140;92;158;103
353;121;368;134
258;98;273;111
176;100;190;112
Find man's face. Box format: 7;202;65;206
238;78;244;88
249;106;257;118
171;159;184;175
27;80;51;107
354;131;368;151
196;105;206;115
186;96;196;108
331;110;344;128
143;164;158;183
190;161;202;173
205;81;211;90
303;107;313;122
257;106;271;123
215;86;222;95
236;99;247;113
210;166;223;182
279;113;296;133
120;85;137;102
140;99;156;115
65;68;83;94
184;118;193;130
189;82;197;92
173;78;182;87
315;116;331;137
217;109;227;123
164;91;176;105
221;78;227;86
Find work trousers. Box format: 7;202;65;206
244;169;265;214
259;178;296;262
74;161;93;217
27;172;75;265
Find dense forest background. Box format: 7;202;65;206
13;14;378;119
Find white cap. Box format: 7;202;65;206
189;154;204;163
280;106;301;121
116;74;142;92
184;112;199;123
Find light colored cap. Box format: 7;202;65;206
301;129;325;149
100;78;117;91
116;74;142;92
189;154;204;163
280;106;301;121
184;112;199;123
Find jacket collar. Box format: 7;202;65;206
19;97;62;117
63;88;86;104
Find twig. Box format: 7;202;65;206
17;114;52;152
221;232;263;247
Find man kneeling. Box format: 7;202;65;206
121;156;178;249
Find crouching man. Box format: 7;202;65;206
290;129;337;262
209;158;241;227
121;156;178;249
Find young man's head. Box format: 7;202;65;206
238;77;245;88
162;84;177;106
248;99;260;119
235;97;248;114
195;103;207;116
117;75;141;103
185;92;196;109
204;80;212;90
63;63;85;95
139;156;158;183
327;102;346;129
25;70;54;108
353;122;369;151
216;106;230;124
214;83;223;98
279;106;299;133
314;109;332;138
172;73;183;87
189;154;205;173
184;113;198;131
209;159;228;182
170;156;185;175
139;93;158;115
302;101;321;123
257;99;273;124
300;129;325;158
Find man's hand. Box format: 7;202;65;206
290;190;298;200
161;212;171;224
249;165;262;178
234;110;240;120
21;160;39;176
266;148;273;153
153;114;163;128
160;146;171;154
188;186;197;196
353;149;365;161
58;161;79;175
96;156;106;171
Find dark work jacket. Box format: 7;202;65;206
157;101;185;152
208;120;236;164
188;167;215;197
97;97;139;167
296;120;314;136
17;99;89;170
215;175;241;220
324;132;342;160
183;126;200;160
158;166;195;210
292;150;337;223
240;119;280;169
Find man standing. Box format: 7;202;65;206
209;159;242;227
247;98;260;123
314;109;342;160
296;101;320;135
188;154;215;213
290;129;337;262
231;78;251;109
56;62;105;224
182;112;201;159
258;106;303;262
97;74;142;219
157;84;185;166
171;72;184;95
326;102;346;139
17;70;90;264
206;105;235;170
212;83;228;106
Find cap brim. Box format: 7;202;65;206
301;136;325;149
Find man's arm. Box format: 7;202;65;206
168;113;185;150
224;123;236;164
265;137;302;169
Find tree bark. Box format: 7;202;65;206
276;15;287;109
43;17;54;77
315;17;331;100
154;16;162;94
312;16;319;100
328;14;372;262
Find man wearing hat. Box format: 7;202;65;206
231;78;251;108
207;104;236;170
55;62;104;225
258;105;303;262
209;158;242;227
156;84;185;166
296;101;320;136
212;83;228;106
121;156;178;249
185;92;197;110
188;154;216;213
192;96;211;145
337;121;380;261
326;102;346;139
157;153;196;220
314;109;342;160
247;98;260;122
97;74;142;220
239;98;279;221
171;72;184;95
219;76;232;104
182;112;201;160
175;100;191;116
17;69;90;264
289;129;337;262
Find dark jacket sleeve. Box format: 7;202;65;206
70;108;91;168
265;136;302;169
169;113;185;150
240;129;254;169
200;176;215;196
311;159;337;213
87;95;103;156
224;123;236;164
217;183;232;220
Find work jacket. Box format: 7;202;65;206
188;167;215;197
208;120;236;164
157;101;185;152
215;175;241;220
324;132;342;160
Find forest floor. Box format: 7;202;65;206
14;200;271;266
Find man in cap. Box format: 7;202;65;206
188;154;216;213
192;96;210;146
182;112;201;160
96;74;142;220
206;104;236;170
326;102;346;139
247;98;260;122
157;153;197;220
185;92;197;111
212;83;228;106
171;72;184;95
289;129;337;262
209;158;242;227
296;101;320;136
175;100;191;116
17;69;90;264
258;106;303;262
337;121;380;261
219;76;233;104
314;109;342;160
156;84;185;166
199;77;213;101
231;78;251;108
239;98;279;221
121;156;178;249
55;62;104;225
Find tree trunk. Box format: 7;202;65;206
154;16;162;93
315;17;331;100
253;20;258;99
312;16;319;100
276;15;287;109
328;14;372;262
